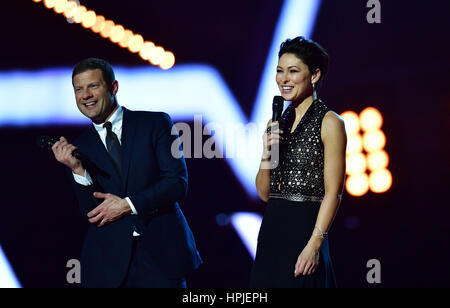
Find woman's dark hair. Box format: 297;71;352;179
72;58;115;88
278;36;329;83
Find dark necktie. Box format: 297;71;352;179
103;121;122;175
103;121;139;236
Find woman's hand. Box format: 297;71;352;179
262;121;283;160
256;120;284;201
294;240;320;277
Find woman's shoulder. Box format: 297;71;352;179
322;110;346;135
323;109;343;122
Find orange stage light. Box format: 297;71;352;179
149;46;166;65
110;25;125;43
139;42;156;61
81;10;96;28
367;150;389;171
369;169;392;193
360;107;383;132
118;30;134;48
159;51;176;70
72;5;86;24
346;153;367;176
54;0;68;13
341;107;392;197
346;174;370;197
341;111;360;135
100;20;115;38
63;1;78;19
128;34;144;53
33;0;175;69
91;15;105;33
363;129;386;153
44;0;57;9
346;133;363;155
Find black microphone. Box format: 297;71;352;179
36;135;87;161
272;95;284;122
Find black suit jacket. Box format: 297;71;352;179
69;107;202;288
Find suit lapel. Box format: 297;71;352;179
120;107;137;190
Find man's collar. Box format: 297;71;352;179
93;105;123;131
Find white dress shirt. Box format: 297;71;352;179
72;105;139;236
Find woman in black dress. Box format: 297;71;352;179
251;37;346;288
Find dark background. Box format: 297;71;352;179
1;0;449;288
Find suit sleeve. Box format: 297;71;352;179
128;113;188;218
65;165;98;219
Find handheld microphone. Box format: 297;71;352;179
36;135;87;161
272;96;284;122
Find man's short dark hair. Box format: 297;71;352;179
72;58;115;88
278;36;329;83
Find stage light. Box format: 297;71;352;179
346;133;363;154
346;153;367;175
149;46;166;65
44;0;56;9
159;52;176;70
0;246;21;288
119;30;133;48
367;150;389;171
341;108;391;196
230;213;263;259
91;15;105;33
128;34;144;53
139;42;156;61
72;5;86;24
369;169;392;193
346;173;370;197
54;0;68;13
81;10;96;29
360;107;383;132
32;0;175;69
100;20;115;38
110;25;125;43
341;111;360;135
62;0;77;19
363;129;386;152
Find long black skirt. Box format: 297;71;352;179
250;198;336;288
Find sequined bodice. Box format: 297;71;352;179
270;99;329;201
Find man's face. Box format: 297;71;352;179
73;69;118;124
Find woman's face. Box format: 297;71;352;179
276;53;316;102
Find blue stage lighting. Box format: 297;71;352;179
0;245;21;288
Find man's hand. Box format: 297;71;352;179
51;136;84;176
88;192;132;227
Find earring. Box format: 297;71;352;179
312;83;318;101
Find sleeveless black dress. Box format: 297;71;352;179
250;99;337;288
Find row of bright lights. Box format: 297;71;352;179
341;107;392;197
32;0;175;70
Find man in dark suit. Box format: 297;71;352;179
52;58;202;288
